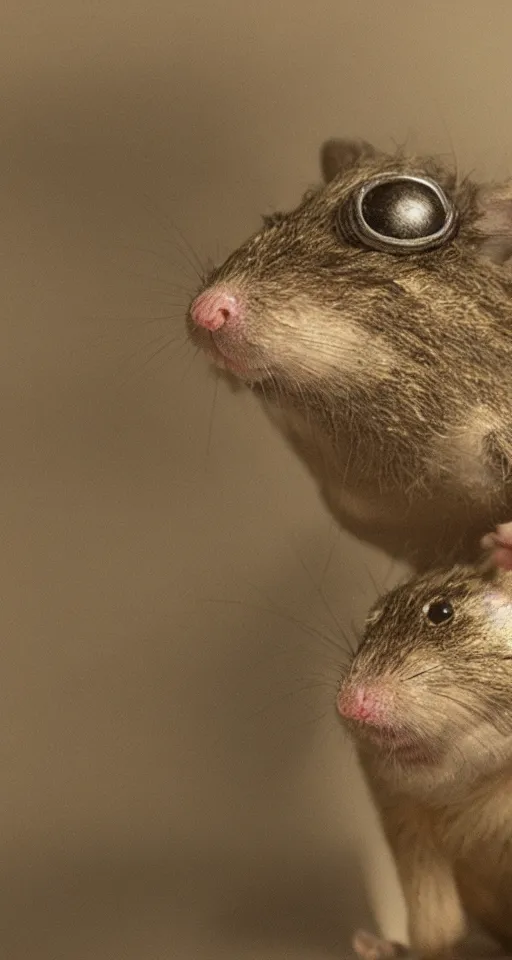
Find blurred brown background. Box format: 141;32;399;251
1;1;511;957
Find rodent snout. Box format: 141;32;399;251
337;683;387;727
190;288;243;333
337;682;409;745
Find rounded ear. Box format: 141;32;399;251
320;138;378;183
475;178;512;264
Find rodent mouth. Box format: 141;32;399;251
360;729;440;766
389;741;438;766
208;335;264;382
187;313;268;383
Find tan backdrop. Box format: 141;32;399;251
2;2;510;957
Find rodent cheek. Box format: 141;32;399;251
433;404;503;494
266;302;396;384
483;589;512;633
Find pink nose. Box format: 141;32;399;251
337;685;385;726
190;289;242;332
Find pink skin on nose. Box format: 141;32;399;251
337;685;387;727
190;289;243;333
338;684;431;763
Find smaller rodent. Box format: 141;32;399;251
337;522;512;960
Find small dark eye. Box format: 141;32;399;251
423;599;454;625
337;174;459;254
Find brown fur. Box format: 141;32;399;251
338;556;512;958
187;138;512;571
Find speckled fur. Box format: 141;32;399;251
339;557;512;958
187;138;512;571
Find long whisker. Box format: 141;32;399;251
430;689;508;737
99;251;199;289
205;373;219;467
114;332;186;386
287;539;354;653
175;344;201;390
202;596;350;664
361;560;382;598
318;524;338;589
347;620;359;656
402;664;443;682
247;581;353;661
140;191;206;279
237;683;336;731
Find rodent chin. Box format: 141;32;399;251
388;742;442;767
187;320;266;382
357;731;443;768
209;339;265;382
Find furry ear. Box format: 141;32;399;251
320;138;378;183
475;179;512;264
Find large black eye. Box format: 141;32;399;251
423;599;454;625
338;174;459;254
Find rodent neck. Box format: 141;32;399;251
360;738;512;811
256;381;504;569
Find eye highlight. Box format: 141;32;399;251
337;174;459;254
423;599;455;626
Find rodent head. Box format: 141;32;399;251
186;137;512;493
187;136;512;382
337;558;512;792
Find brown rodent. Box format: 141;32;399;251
336;521;512;960
186;137;512;571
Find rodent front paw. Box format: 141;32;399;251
481;521;512;569
352;929;410;960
